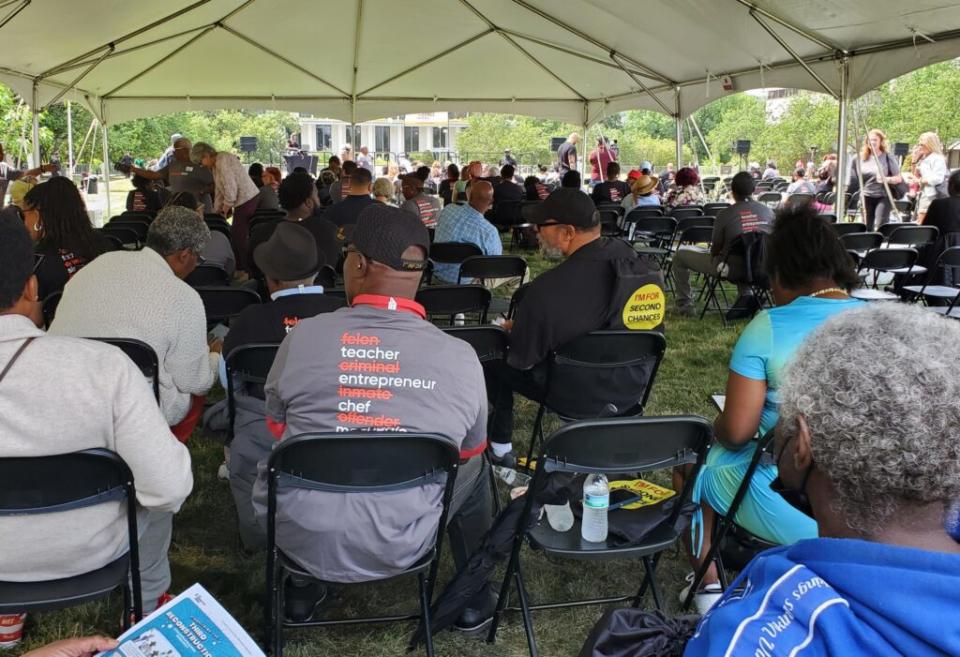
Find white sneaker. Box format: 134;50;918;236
217;462;229;480
678;571;723;615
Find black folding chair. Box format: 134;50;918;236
0;449;143;628
817;213;838;224
426;242;482;284
196;286;261;327
264;432;459;657
668;207;703;221
315;264;337;288
697;231;771;325
703;202;730;215
89;338;161;402
225;343;280;443
885;224;938;248
623;207;665;225
507;282;530;320
831;222;867;236
185;263;230;287
416;284;491;325
488;416;711;657
598;210;621;237
207;222;233;242
489;200;524;233
97;231;125;251
457;255;527;285
840;232;883;262
903;246;960;313
878;222;916;238
524;331;667;466
106;219;149;243
757;191;782;208
682;430;778;611
850;248;918;301
628;216;676;268
119;211;154;223
41;290;62;328
100;225;142;249
664;225;714;298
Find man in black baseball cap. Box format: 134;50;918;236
487;187;667;467
255;201;496;629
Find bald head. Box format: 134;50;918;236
468;180;494;214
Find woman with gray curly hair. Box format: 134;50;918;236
684;303;960;657
191;142;259;271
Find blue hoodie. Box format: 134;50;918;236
684;538;960;656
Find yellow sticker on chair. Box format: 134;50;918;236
622;284;665;329
609;479;675;509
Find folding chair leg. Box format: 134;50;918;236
524;405;546;470
487;536;522;643
631;552;662;608
642;556;664;611
418;572;435;657
682;519;729;612
122;580;133;632
514;563;539;657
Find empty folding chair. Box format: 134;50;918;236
225;343;280;442
0;449;143;629
100;224;142;249
416;285;491;325
885;224;938;248
457;255;526;317
628;216;676;268
831;222;867;236
668;207;703;222
850;248;918;301
487;416;711;657
903;247;960;314
757;191;783;208
426;242;482;284
185;263;230;287
840;232;883;264
703;202;730;215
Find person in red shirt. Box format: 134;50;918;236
588;137;617;188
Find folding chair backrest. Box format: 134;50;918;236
539;416;710;477
507;282;531;319
89;338;160;402
441;326;508;363
491;201;523;227
107;220;149;241
226;343;279;403
859;247;917;271
676;216;714;234
544;330;666;419
624;208;665;225
315;264;337;288
415;284;491;324
817;213;838;224
668;207;703;220
878;222;915;238
100;225;142;247
457;255;526;284
429;241;483;265
629;215;676;240
207;223;232;242
703;203;730;215
757;192;782;205
185;264;230;287
832;222;866;236
196;286;261;325
886;225;938;247
596;203;624;217
840;232;883;252
786;193;814;207
268;432;458;494
0;449;133;516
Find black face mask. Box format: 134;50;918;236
770;433;815;518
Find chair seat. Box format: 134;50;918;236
527;518;679;560
0;553;129;614
634;247;670;258
850;288;900;301
902;285;959;299
882;265;927;276
278;546;435;583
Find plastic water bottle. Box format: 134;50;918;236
581;473;610;542
493;465;530;487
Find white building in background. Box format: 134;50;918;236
746;87;802;122
297;112;469;160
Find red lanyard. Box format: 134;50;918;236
351;294;426;319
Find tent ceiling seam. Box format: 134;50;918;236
457;0;586;101
609;51;673;115
733;0;843;53
509;0;675;85
0;0;29;33
37;0;215;79
500;28;657;81
749;10;839;98
42;44;114;110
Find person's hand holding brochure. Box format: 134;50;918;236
98;584;264;657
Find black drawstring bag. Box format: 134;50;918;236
578;608;699;657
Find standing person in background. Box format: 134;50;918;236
500;149;517;168
191;142;260;271
847;129;903;230
913;132;949;224
356;146;375;176
119;137;215;213
0;142;58;202
154;133;182;170
588;137;616;189
557;133;579;175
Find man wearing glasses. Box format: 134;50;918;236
119;137;215;213
486;188;667;467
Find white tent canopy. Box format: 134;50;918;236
2;0;959;126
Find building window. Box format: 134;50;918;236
375;125;391;153
432;127;448;149
315;124;332;151
345;125;361;150
404;126;420;153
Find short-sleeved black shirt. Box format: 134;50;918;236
557;142;577;174
223;292;345;358
509;237;662;370
591;181;632;205
324;195;376;227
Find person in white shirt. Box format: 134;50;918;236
914;132;950;223
0;212;192;626
356;146;375;175
49;206;219;441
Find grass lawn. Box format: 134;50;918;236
14;250;745;657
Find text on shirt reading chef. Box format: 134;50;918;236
336;331;437;432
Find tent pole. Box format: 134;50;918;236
835;57;849;219
674;89;683;169
30;81;40;168
101;114;111;219
66;100;74;180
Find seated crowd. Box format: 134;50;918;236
1;133;959;657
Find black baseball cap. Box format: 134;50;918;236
528;188;600;228
349;204;430;271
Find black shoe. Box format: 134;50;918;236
487;447;517;470
284;579;328;623
453;588;498;636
